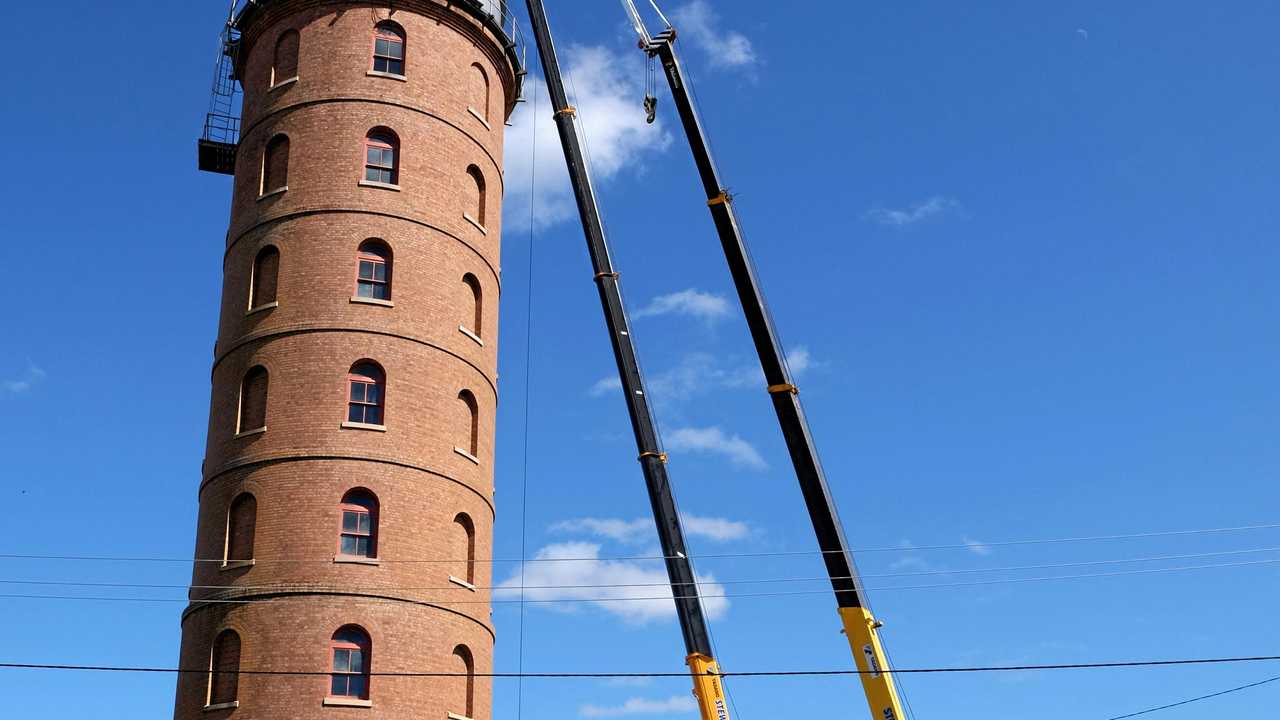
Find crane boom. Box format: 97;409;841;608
522;2;731;719
620;3;909;718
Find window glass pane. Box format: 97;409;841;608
375;57;388;73
340;535;358;555
373;283;390;301
354;536;369;556
389;42;404;60
375;39;389;56
389;59;404;75
348;404;363;423
357;281;374;298
358;513;371;533
359;260;375;280
350;383;367;402
333;649;350;672
342;511;359;532
367;406;383;425
367;146;380;164
331;674;348;696
378;169;392;184
366;385;381;405
372;263;386;281
350;674;368;698
349;649;364;673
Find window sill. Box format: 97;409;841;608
220;560;256;572
204;701;240;712
341;421;387;433
454;447;480;465
351;296;394;308
358;180;401;192
324;698;373;708
270;76;299;91
448;576;477;592
463;213;488;235
234;427;266;440
246;301;279;316
467;106;492;130
458;326;484;347
367;70;407;82
448;713;475;720
257;186;288;201
335;556;381;566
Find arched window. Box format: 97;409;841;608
238;366;269;434
464;166;487;228
363;129;399;186
347;362;385;426
330;626;371;700
457;390;479;458
272;29;300;85
461;274;483;339
262;134;290;195
469;63;490;123
372;22;405;76
225;493;257;564
451;645;475;718
338;489;378;559
355;240;392;301
208;629;241;707
250;245;279;309
453;513;476;586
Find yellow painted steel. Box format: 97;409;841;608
840;607;908;720
687;653;732;720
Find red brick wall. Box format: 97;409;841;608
175;2;516;718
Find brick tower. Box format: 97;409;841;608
178;2;521;718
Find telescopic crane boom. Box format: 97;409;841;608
620;3;909;719
522;2;732;719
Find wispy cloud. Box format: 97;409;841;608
671;1;757;69
3;364;46;394
553;514;750;545
634;289;730;322
665;426;767;470
866;196;960;227
581;695;698;717
495;542;728;624
588;347;817;399
963;537;994;556
505;46;672;229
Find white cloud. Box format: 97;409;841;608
581;695;699;717
504;46;672;229
553;515;750;544
495;542;728;624
866;196;960;227
589;376;624;397
3;364;46;394
671;1;757;69
634;289;730;322
665;426;767;470
964;537;994;556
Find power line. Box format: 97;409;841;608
1;654;1277;679
5;545;1275;594
1105;674;1280;720
1;522;1275;566
2;556;1278;606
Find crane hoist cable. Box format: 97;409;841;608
618;1;910;718
521;2;735;719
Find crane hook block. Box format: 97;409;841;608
644;95;658;124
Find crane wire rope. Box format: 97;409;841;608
516;48;541;720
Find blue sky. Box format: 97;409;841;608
2;0;1279;718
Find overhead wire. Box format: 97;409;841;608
1103;674;1280;720
1;654;1278;679
2;522;1276;566
4;555;1280;606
